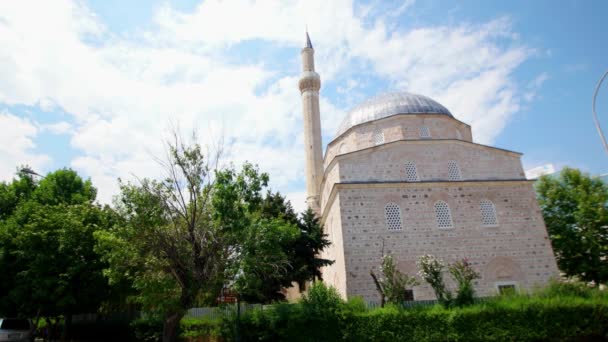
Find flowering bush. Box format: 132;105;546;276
448;258;480;306
371;255;419;306
417;254;451;304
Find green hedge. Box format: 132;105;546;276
219;282;608;342
180;316;222;339
344;300;608;341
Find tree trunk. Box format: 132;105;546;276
60;313;72;342
370;270;385;307
162;312;184;342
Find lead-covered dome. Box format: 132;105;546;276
336;92;452;137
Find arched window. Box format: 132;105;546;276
404;161;419;182
385;203;403;231
434;201;453;228
338;143;346;154
448;160;462;181
480;199;498;226
419;126;431;138
373;128;385;145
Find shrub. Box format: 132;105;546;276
131;314;163;342
448;258;480;306
417;254;451;305
371;255;419;306
217;283;608;341
180;316;221;338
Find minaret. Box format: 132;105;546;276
299;32;324;213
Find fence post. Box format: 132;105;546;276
235;296;241;342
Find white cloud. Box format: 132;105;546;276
0;0;537;206
42;121;72;135
0;112;50;180
523;72;549;102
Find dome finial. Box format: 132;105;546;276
305;30;313;49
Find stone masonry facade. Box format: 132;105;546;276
318;114;559;302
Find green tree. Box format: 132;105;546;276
0;168;113;339
95;134;291;342
235;193;333;303
293;208;333;288
536;167;608;285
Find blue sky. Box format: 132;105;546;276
0;0;606;212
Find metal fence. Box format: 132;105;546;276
186;303;263;319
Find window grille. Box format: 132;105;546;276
448;160;462;181
404;161;419;182
385;203;403;231
480;199;498;226
434;201;453;228
373;129;385;145
419;126;431;138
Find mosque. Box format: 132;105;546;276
298;33;559;302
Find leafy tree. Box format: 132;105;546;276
370;254;419;306
0;168;113;339
235;193;333;303
536;167;608;285
293;208;333;289
232;217;299;302
95;134;293;342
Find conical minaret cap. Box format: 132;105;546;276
305;31;313;49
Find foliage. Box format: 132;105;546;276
95;133;305;341
131;315;164;342
293;208;334;287
0;168;113;330
232;217;299;302
179;316;221;338
536;167;608;285
448;258;480;306
221;282;347;342
416;254;451;305
217;281;608;342
236;194;333;303
370;255;419;306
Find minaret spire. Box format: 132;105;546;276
305;31;313;49
298;31;323;213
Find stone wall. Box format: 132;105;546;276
324;181;559;302
332;140;524;185
324;115;472;168
319;194;348;298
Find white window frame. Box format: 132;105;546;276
373;128;385;145
384;202;403;231
434;200;454;229
448;160;462;181
419;126;431;138
480;199;499;227
404;161;419;182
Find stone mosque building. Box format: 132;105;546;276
298;33;559;302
